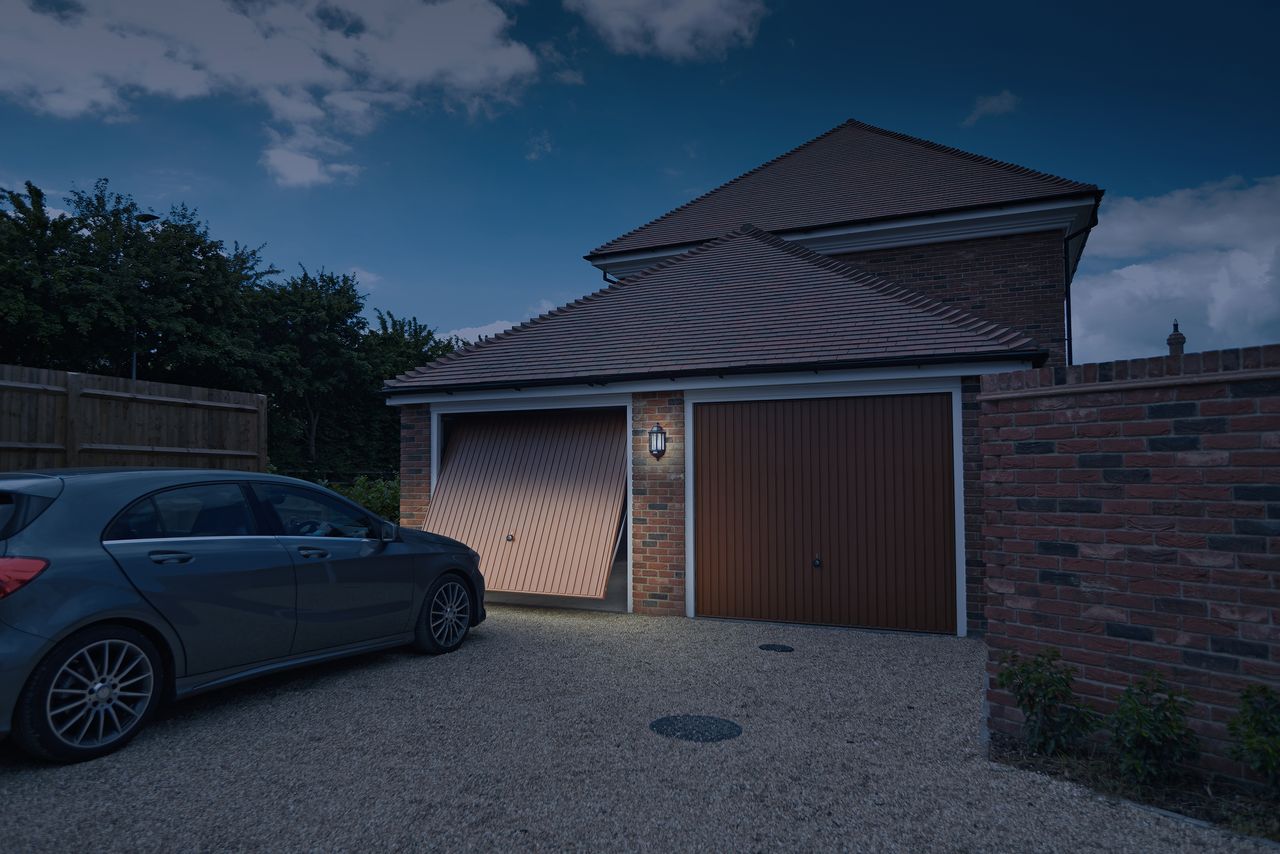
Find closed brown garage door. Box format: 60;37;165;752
694;393;956;633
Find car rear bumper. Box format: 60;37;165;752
0;618;49;737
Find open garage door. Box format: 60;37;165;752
425;409;627;599
694;393;957;633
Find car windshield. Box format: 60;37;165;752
0;491;55;540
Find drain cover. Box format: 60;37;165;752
758;643;794;653
649;715;742;742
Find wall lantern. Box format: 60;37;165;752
648;422;667;460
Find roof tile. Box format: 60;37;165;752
589;118;1099;258
389;227;1044;393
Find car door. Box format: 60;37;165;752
249;482;415;653
102;482;297;675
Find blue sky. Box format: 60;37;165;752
2;0;1278;362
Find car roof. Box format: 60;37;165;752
0;468;312;488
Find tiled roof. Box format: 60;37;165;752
588;119;1100;259
388;227;1044;393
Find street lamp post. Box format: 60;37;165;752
132;213;160;382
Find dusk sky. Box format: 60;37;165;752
2;0;1277;362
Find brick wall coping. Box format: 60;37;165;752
979;366;1280;402
980;343;1280;398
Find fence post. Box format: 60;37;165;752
64;372;81;466
257;394;269;472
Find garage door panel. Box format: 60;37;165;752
426;410;626;599
694;393;955;633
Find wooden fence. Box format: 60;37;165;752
0;364;268;472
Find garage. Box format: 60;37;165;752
424;408;627;600
692;393;957;633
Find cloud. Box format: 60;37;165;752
565;0;766;60
446;319;517;342
553;68;586;85
447;298;559;342
1072;176;1280;362
525;130;554;161
348;266;382;287
0;0;538;187
961;89;1020;127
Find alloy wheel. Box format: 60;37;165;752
46;639;154;749
429;581;470;648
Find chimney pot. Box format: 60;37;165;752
1167;320;1186;356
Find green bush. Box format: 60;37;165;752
326;476;400;522
1109;672;1199;784
996;648;1096;756
1229;685;1280;792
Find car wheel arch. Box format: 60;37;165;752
43;617;179;702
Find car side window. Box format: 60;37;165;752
251;484;374;539
105;484;255;540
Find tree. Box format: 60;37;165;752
250;269;370;470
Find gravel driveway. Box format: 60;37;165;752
0;606;1268;852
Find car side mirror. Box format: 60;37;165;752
380;521;398;543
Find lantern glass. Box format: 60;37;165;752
648;422;667;459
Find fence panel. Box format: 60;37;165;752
0;364;268;472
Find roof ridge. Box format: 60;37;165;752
843;118;1097;192
735;225;1038;349
391;229;756;384
588;117;1100;259
586;120;856;258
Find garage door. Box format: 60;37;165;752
693;393;956;633
425;409;626;599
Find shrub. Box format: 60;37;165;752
327;476;401;522
1109;672;1199;785
996;648;1096;756
1229;685;1280;792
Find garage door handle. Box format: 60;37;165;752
297;547;330;560
812;555;822;569
148;551;193;566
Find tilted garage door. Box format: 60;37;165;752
425;409;626;599
694;393;956;633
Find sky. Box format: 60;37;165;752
1;0;1277;363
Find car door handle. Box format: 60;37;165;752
148;551;193;566
297;547;330;560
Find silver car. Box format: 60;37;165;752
0;468;485;763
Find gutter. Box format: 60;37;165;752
383;347;1049;398
585;189;1102;266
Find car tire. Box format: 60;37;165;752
12;624;164;763
412;574;473;655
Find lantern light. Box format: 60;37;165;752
648;422;667;460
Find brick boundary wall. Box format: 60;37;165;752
980;344;1280;780
399;403;432;529
631;392;687;615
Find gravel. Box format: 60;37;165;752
0;606;1270;852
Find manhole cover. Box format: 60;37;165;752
759;643;794;653
649;715;742;743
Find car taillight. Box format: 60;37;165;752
0;557;49;598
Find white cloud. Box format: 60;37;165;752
447;298;559;342
0;0;538;187
525;130;554;161
961;89;1020;127
446;319;517;342
348;266;382;287
565;0;765;60
553;68;586;85
1072;176;1280;362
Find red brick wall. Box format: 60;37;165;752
980;344;1280;780
962;377;987;632
835;231;1068;367
632;392;686;615
399;403;431;529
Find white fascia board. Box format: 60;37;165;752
593;197;1097;278
386;360;1031;408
